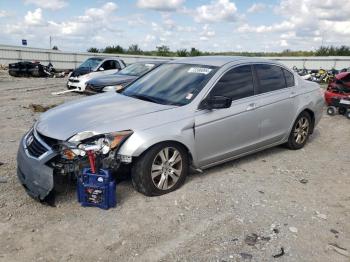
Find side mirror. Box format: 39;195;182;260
99;67;105;71
200;96;232;110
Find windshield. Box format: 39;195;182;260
122;63;217;106
119;63;157;77
79;58;103;69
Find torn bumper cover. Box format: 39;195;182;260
17;135;57;200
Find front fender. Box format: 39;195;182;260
117;117;199;166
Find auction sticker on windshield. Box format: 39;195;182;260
188;67;212;75
185;93;193;100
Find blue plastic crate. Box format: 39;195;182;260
77;168;116;210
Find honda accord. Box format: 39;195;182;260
17;56;324;201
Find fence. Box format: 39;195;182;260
1;44;350;70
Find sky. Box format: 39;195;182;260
0;0;349;52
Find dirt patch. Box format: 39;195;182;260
27;103;59;113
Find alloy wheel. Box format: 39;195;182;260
293;117;310;144
151;147;183;190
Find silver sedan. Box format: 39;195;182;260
17;56;324;200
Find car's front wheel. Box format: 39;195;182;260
286;112;312;150
131;142;189;196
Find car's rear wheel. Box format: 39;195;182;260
131;142;189;196
287;112;311;150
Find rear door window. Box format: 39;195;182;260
210;65;254;101
283;69;295;87
255;64;286;94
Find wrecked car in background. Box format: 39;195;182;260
324;72;350;105
85;60;167;94
9;61;57;77
67;57;126;92
17;56;324;202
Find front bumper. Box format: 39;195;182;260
67;78;86;91
84;85;102;95
17;135;57;200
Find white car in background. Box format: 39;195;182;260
67;57;126;92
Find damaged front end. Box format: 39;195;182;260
17;127;133;204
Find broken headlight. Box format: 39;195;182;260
61;130;133;160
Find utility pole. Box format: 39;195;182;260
49;36;52;49
321;31;325;47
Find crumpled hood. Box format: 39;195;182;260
36;93;176;141
88;74;136;88
70;67;93;77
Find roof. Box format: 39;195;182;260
133;60;169;65
170;56;276;67
88;56;123;61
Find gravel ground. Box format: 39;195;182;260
0;70;349;262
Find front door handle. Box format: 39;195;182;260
290;91;297;98
246;103;256;111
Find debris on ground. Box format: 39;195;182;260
328;243;349;257
273;247;285;258
261;236;271;241
273;228;280;234
289;227;298;233
0;161;4;166
245;233;258;246
244;233;271;246
28;103;58;113
330;229;339;234
240;253;253;260
52;89;79;95
0;177;7;183
300;178;308;184
315;211;327;220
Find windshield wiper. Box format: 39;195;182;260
128;94;161;104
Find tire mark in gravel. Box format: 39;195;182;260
138;213;232;262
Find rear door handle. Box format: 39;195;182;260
290;91;297;98
246;103;256;111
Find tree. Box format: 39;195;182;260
104;45;124;54
87;47;99;53
52;46;59;50
156;45;170;56
127;44;142;55
315;45;350;56
189;47;201;56
176;49;188;57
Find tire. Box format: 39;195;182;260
286;112;312;150
131;142;189;196
327;106;336;116
338;107;347;115
346;110;350;120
